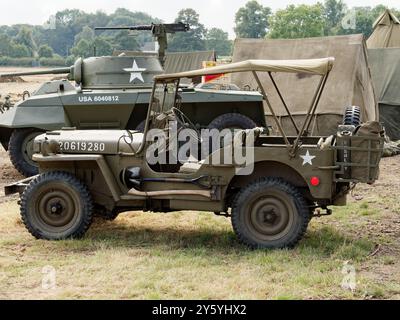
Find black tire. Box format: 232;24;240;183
8;128;43;177
202;113;257;157
231;178;311;249
208;113;257;131
20;171;93;240
343;106;361;126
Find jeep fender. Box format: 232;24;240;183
228;147;335;200
32;154;122;201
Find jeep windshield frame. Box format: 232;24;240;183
139;58;335;157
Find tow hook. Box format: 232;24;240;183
313;208;333;218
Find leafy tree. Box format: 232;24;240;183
268;4;325;39
168;8;206;52
205;28;232;56
337;5;398;37
0;33;13;56
71;39;92;58
234;1;271;38
15;26;36;56
323;0;347;35
9;43;31;58
65;55;77;66
112;30;140;51
93;37;113;56
38;45;54;58
104;9;161;48
74;26;95;45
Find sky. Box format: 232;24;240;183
0;0;399;38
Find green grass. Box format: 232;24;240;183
1;198;399;300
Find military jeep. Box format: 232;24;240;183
6;58;385;249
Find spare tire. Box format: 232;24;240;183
207;113;257;131
202;113;258;158
343;106;361;126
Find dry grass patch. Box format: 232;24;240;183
1;197;399;300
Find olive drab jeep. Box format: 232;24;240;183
5;58;385;249
0;23;265;178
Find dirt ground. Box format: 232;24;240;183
0;69;399;300
0;67;62;103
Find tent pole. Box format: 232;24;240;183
268;72;300;134
252;71;291;147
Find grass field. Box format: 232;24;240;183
1;168;399;300
0;70;399;300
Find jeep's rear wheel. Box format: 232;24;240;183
20;171;93;240
9;128;43;177
231;178;311;249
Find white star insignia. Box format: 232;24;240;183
124;60;146;83
300;150;316;166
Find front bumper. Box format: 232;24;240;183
4;176;37;196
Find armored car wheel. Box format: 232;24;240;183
20;171;93;240
9;128;43;177
231;178;311;249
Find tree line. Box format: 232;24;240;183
0;1;398;66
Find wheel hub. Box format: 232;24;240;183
246;192;294;241
50;202;64;215
36;190;78;229
263;209;278;224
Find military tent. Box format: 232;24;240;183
368;48;400;140
367;10;400;48
232;35;378;136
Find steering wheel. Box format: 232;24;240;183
172;107;201;142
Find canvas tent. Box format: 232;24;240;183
368;48;400;140
367;10;400;48
232;35;378;136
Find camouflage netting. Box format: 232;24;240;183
231;35;378;136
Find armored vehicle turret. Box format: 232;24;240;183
0;23;266;177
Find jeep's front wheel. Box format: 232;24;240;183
20;171;93;240
8;128;43;177
231;178;311;249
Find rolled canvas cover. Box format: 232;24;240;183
368;48;400;140
232;35;378;136
156;58;335;81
